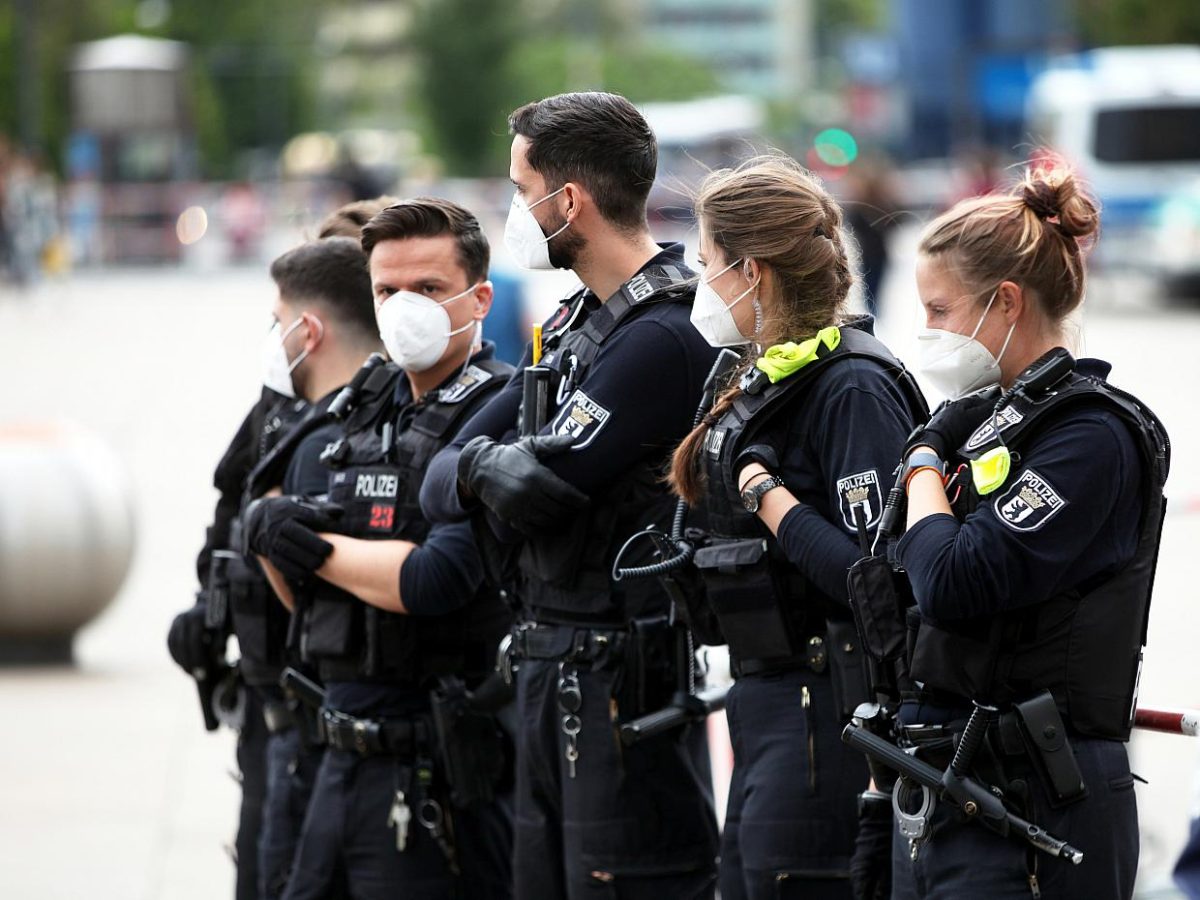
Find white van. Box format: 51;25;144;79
1026;46;1200;282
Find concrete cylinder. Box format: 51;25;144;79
0;422;135;662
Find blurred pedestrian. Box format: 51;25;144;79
843;156;900;317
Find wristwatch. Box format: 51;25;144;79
901;450;947;491
741;474;785;512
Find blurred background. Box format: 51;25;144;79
2;0;1200;897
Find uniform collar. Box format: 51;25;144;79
1075;357;1112;381
393;341;497;406
840;313;877;336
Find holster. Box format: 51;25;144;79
1009;691;1087;808
429;677;511;809
827;618;870;721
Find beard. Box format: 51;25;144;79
545;215;587;271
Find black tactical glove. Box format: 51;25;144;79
849;790;894;900
167;603;213;674
243;495;343;583
458;433;589;533
906;385;1001;460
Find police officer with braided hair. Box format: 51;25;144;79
869;161;1170;898
420;91;721;898
247;198;514;899
667;154;927;899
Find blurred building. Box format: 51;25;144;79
889;0;1074;158
641;0;815;99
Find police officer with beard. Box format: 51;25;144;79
246;199;515;899
419;92;721;898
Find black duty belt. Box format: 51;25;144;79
509;622;627;664
731;633;829;679
319;709;432;758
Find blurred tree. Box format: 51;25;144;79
411;0;524;176
413;0;719;177
0;0;322;177
1073;0;1200;45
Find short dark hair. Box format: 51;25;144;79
269;237;377;343
317;196;400;239
509;92;657;231
360;197;490;284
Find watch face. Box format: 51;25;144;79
741;490;758;513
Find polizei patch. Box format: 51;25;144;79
964;406;1024;451
551;389;611;450
438;364;493;404
705;428;727;458
355;472;399;499
837;469;882;531
993;468;1067;532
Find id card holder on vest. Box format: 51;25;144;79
328;465;401;537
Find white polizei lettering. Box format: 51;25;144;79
355;473;399;498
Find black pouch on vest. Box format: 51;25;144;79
304;592;357;658
1012;690;1088;807
846;555;908;664
826;619;870;720
693;538;795;660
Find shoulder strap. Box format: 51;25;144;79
578;261;694;347
727;326;924;437
412;359;515;440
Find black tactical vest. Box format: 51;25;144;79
695;326;927;671
299;358;514;686
908;364;1170;739
514;261;696;625
217;395;308;688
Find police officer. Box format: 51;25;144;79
168;382;306;900
249;234;388;897
419;91;721;898
247;198;515;900
884;163;1169;897
665;155;926;898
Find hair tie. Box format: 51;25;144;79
702;414;720;428
1022;181;1059;221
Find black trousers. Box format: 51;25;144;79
259;725;328;899
237;689;269;900
891;737;1138;899
512;656;719;899
720;670;865;900
282;747;512;900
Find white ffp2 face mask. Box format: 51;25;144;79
689;258;760;348
260;317;309;399
376;283;479;373
503;187;569;270
917;291;1015;399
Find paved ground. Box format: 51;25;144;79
0;227;1198;897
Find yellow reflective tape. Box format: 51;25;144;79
755;326;842;383
971;446;1012;496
